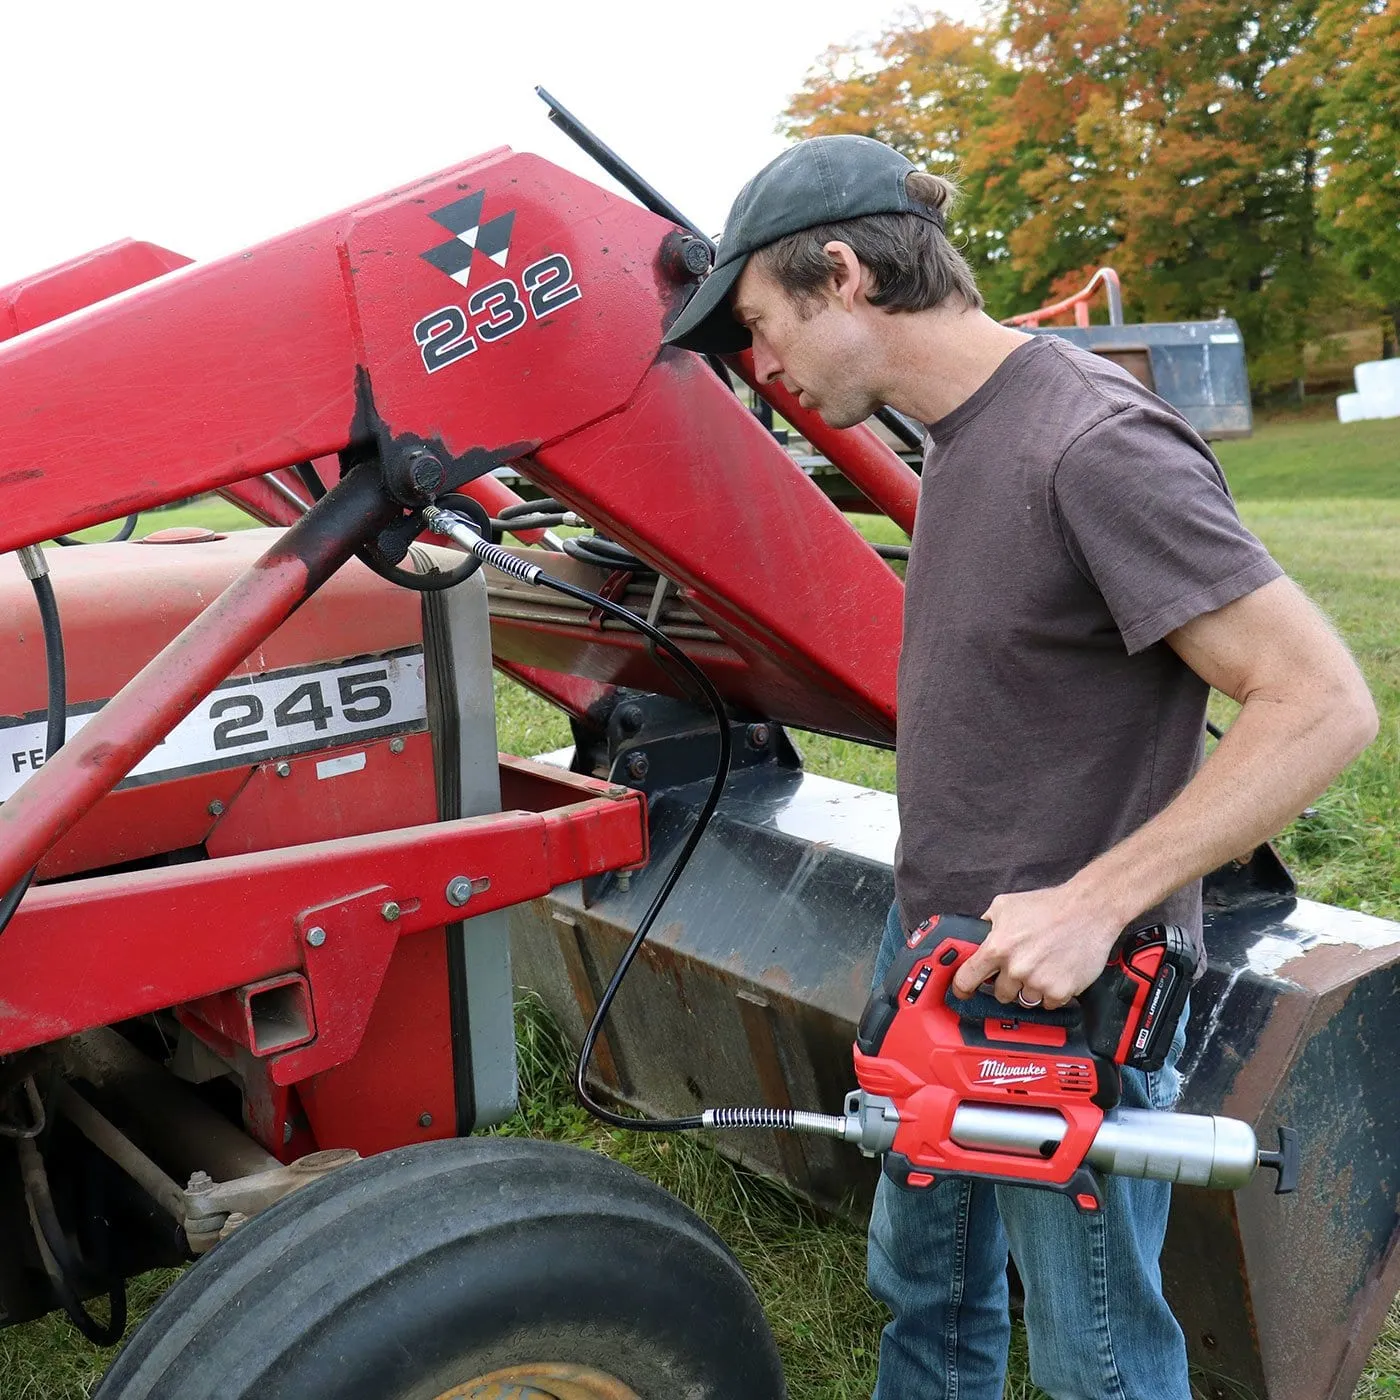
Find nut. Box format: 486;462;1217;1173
305;926;327;948
381;901;401;922
275;761;292;778
418;1112;433;1128
445;876;474;908
207;799;225;817
389;736;405;754
747;723;771;748
625;751;650;781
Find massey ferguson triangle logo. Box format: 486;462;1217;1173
977;1059;1047;1084
421;191;515;287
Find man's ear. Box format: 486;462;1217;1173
823;241;866;311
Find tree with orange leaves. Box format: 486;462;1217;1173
782;15;1029;312
783;2;1365;389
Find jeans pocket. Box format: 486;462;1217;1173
1145;1000;1190;1111
1145;1061;1183;1111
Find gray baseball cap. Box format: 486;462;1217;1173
662;135;943;356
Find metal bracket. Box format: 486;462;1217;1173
183;1149;360;1252
269;885;405;1086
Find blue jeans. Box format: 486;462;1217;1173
867;903;1191;1400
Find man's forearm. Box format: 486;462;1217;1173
1068;687;1377;930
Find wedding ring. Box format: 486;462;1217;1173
1016;990;1043;1009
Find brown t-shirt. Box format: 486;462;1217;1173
894;336;1282;963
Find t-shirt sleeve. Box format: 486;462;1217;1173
1052;405;1283;654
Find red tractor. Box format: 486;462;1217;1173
1;107;1397;1400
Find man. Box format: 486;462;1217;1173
663;136;1377;1400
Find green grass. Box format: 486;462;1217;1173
4;417;1398;1397
1215;418;1400;500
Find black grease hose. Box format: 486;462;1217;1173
0;548;68;938
421;505;729;1131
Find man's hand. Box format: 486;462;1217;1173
951;885;1124;1010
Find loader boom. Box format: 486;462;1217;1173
0;147;913;906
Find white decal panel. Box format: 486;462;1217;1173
0;648;426;803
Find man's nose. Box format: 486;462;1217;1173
751;338;783;385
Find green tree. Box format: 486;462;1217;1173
1306;0;1400;349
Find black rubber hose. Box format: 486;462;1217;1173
498;497;563;520
419;506;730;1132
0;572;68;937
53;515;139;547
356;545;483;593
536;574;731;1132
18;1136;127;1345
356;494;490;593
561;536;648;573
491;514;569;534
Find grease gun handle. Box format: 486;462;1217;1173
1257;1125;1300;1195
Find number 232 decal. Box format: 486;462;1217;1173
413;253;581;374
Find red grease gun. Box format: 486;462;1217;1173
702;915;1298;1212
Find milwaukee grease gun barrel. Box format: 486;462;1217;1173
702;1097;1292;1192
948;1103;1264;1189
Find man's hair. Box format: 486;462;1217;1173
752;171;984;315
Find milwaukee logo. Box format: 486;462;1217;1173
977;1059;1046;1084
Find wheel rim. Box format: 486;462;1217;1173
434;1363;642;1399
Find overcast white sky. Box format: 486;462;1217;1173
0;0;983;289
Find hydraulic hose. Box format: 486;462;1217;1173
53;515;139;547
0;547;68;937
18;1135;127;1345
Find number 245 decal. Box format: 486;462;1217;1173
413;253;581;374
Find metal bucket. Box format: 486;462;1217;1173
509;745;1400;1400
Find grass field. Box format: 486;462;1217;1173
3;414;1397;1397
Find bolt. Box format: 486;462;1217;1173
283;1121;294;1145
606;785;629;798
207;799;225;817
625;751;650;781
406;448;445;497
617;704;644;736
679;236;712;277
186;1170;214;1194
305;926;327;948
616;872;631;893
418;1112;433;1128
445;876;474;908
663;233;713;282
275;761;291;778
389;736;405;754
381;901;401;922
747;723;771;749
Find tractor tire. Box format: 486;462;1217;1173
95;1137;785;1400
